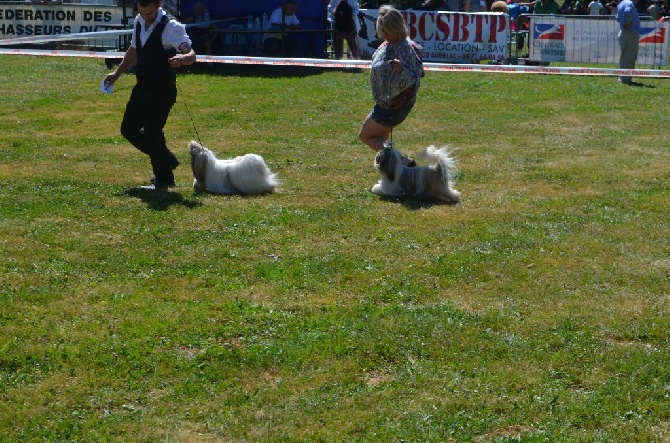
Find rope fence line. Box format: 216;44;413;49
1;47;669;77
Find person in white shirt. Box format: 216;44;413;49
588;0;604;14
262;1;302;56
104;0;196;189
647;0;661;19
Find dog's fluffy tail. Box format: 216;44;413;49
419;145;458;174
419;145;460;202
236;154;280;194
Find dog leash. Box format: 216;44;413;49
386;55;394;149
176;78;203;146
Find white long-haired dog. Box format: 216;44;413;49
372;145;460;203
189;140;279;195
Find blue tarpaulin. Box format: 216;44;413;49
178;0;327;57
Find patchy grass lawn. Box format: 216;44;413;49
0;56;669;442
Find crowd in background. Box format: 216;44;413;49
354;0;669;18
2;0;666;21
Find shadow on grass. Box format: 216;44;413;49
122;187;202;211
623;81;656;88
181;62;331;78
374;194;460;210
104;58;362;79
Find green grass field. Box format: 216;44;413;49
0;56;669;442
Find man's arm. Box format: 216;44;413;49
104;46;138;85
168;42;196;68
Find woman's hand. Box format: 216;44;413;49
389;59;403;74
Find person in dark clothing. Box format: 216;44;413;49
104;0;196;190
417;0;447;9
330;0;360;59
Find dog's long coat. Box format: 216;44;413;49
372;145;460;202
189;141;279;195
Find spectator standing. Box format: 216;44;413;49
328;0;360;59
467;0;488;12
418;0;447;9
359;5;423;162
574;0;587;13
616;0;641;84
647;0;661;18
104;0;196;190
659;0;670;16
533;0;559;13
454;0;470;10
588;0;604;14
420;0;468;12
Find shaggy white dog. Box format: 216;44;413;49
189;140;279;195
372;145;460;203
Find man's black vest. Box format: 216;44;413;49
135;15;177;90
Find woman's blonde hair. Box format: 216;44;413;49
375;5;408;41
490;0;509;12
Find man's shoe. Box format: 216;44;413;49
154;177;176;189
141;178;175;190
150;158;180;185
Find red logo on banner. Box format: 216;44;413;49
533;24;565;40
640;27;666;44
402;11;507;43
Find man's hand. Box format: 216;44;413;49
168;54;186;68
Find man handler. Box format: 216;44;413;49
616;0;641;85
105;0;196;190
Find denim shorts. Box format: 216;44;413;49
370;103;413;128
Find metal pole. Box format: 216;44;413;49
281;0;286;56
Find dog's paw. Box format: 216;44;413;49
193;179;206;193
444;188;460;203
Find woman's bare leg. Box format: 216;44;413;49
359;115;393;152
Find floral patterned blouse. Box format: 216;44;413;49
370;38;423;110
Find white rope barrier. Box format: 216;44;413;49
1;47;669;77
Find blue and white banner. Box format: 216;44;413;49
529;15;669;66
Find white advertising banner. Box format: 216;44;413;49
358;9;510;63
529;16;669;66
0;3;124;48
